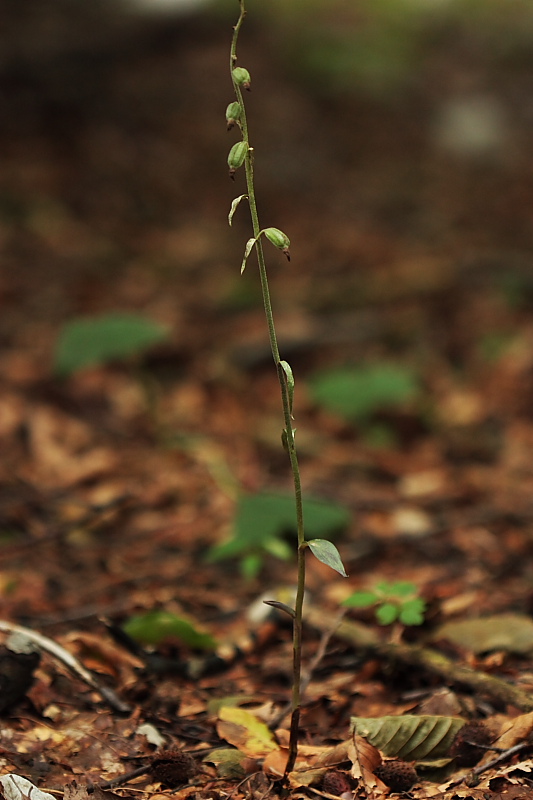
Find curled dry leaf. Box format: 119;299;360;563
495;711;533;750
350;734;382;789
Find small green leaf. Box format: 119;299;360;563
54;313;169;376
240;553;263;580
123;610;217;650
376;602;400;625
207;492;350;572
399;598;426;626
228;194;248;226
241;237;257;274
307;538;347;577
389;580;418;598
308;363;418;423
343;590;379;608
280;360;295;415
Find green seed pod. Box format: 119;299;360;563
227;140;248;179
225;102;242;131
232;67;251;91
264;227;291;261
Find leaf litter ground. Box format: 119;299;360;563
2;7;533;800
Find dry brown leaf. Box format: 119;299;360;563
496;711;533;750
349;734;381;789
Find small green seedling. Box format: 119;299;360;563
344;580;426;627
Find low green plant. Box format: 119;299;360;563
226;1;347;775
208;491;350;579
54;312;169;376
343;580;426;627
308;362;419;423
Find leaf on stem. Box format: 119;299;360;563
241;237;258;274
307;539;348;577
280;360;295;416
228;194;248;226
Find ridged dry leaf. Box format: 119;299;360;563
351;715;466;761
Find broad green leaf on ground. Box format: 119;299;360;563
54;313;169;375
307;538;347;576
433;613;533;655
207;492;350;563
351;715;465;761
122;610;217;650
308;363;418;422
217;706;280;758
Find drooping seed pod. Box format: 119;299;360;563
232;66;251;90
264;227;291;261
226;101;242;131
227;140;248;179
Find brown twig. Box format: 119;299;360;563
0;620;131;714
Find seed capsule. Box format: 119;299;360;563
232;67;251;91
227;141;248;179
264;227;291;261
225;102;242;130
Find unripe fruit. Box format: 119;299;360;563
226;101;242;130
232;66;251;90
264;227;291;261
227;140;248;179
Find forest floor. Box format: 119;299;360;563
2;8;533;800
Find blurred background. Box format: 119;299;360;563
3;0;533;632
4;0;533;523
4;0;533;360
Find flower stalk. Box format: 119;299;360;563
228;0;306;777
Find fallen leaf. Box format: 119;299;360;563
216;706;279;758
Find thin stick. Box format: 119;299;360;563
0;620;131;714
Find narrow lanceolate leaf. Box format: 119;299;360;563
241;237;258;274
307;539;347;577
351;715;466;761
228;194;248;226
280;360;295;416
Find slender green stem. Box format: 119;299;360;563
230;0;306;776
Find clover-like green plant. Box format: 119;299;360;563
226;1;347;775
344;580;426;627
